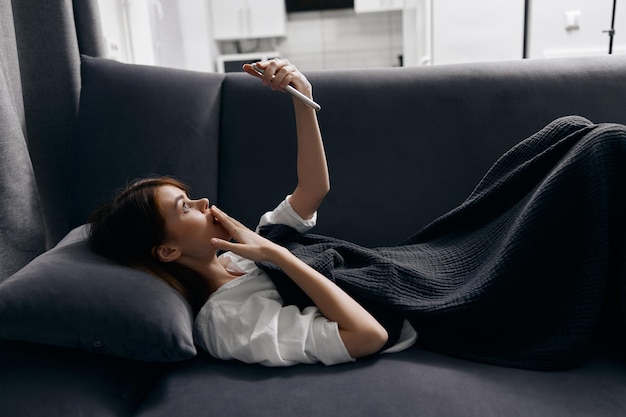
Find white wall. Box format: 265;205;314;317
528;0;624;57
97;0;218;71
407;0;624;66
124;0;156;65
177;0;218;71
97;0;131;62
403;0;432;66
431;0;526;65
97;0;155;65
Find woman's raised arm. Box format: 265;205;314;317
244;59;330;220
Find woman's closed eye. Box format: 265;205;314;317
181;201;191;212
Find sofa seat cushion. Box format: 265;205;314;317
134;346;626;417
0;339;163;417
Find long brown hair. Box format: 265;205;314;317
88;177;210;314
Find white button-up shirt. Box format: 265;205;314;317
193;197;416;367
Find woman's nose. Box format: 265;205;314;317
194;198;210;212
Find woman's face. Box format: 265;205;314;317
155;185;230;262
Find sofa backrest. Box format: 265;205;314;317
70;57;225;228
218;55;626;247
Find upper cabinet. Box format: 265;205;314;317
209;0;286;40
354;0;404;13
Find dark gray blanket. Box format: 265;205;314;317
257;116;626;371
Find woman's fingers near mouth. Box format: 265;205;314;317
208;206;219;224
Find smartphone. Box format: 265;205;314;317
251;64;321;111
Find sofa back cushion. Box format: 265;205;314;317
218;56;626;247
72;57;224;227
0;0;46;279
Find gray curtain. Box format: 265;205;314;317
0;0;105;279
10;0;105;248
0;0;46;279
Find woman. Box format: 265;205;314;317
90;59;626;370
89;59;417;367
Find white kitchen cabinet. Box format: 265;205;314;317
209;0;286;40
431;0;525;65
355;0;404;13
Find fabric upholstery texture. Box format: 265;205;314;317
10;0;84;247
133;348;626;417
0;225;196;361
72;56;224;227
0;0;46;279
0;338;163;417
72;0;106;57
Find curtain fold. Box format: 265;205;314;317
0;0;46;279
10;0;105;248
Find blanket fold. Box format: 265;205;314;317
257;116;626;370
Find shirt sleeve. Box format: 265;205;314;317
256;195;317;233
195;289;354;367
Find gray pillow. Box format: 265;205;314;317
0;225;196;361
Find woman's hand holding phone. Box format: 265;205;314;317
243;59;321;111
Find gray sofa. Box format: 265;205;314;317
1;1;626;416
